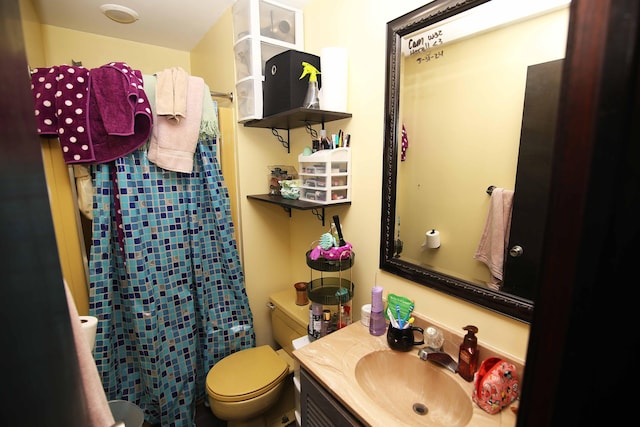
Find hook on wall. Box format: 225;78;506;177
486;185;496;195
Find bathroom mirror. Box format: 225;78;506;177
380;0;570;322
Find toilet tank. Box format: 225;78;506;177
269;288;309;357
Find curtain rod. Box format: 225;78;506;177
29;63;234;103
210;91;233;102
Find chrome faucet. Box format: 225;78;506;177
418;348;458;373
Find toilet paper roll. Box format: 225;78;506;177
426;229;441;249
79;315;98;352
319;47;348;112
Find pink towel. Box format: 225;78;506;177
148;75;204;173
63;281;116;427
473;188;514;289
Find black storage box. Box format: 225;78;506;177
263;49;321;117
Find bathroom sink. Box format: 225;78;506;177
354;350;473;427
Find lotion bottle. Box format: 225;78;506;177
457;325;479;382
369;286;386;336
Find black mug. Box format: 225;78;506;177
386;325;425;352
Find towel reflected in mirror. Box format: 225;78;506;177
473;188;514;290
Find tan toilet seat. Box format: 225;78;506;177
206;345;289;402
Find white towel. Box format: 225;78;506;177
473;188;514;289
63;280;116;427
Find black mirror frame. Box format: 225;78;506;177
380;0;534;323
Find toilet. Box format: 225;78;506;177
206;288;309;427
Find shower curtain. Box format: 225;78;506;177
88;134;255;426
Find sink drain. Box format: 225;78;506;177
413;403;428;415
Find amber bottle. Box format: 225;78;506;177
457;325;479;382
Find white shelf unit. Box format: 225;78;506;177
298;148;351;204
232;0;304;122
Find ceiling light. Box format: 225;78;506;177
100;4;139;24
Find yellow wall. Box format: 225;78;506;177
19;0;44;66
38;25;191;73
191;7;241;243
22;0;531;362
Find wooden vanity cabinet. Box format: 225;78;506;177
300;368;363;426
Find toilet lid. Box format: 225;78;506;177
206;345;289;402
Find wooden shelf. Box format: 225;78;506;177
244;108;352;130
247;194;350;225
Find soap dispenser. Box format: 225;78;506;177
457;325;479;382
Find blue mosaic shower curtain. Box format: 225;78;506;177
88;135;255;426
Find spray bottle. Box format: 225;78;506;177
300;61;321;109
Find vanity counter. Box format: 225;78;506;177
293;320;519;427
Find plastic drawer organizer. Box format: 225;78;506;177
298;147;351;204
231;0;304;122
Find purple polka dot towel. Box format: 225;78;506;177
30;62;152;164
